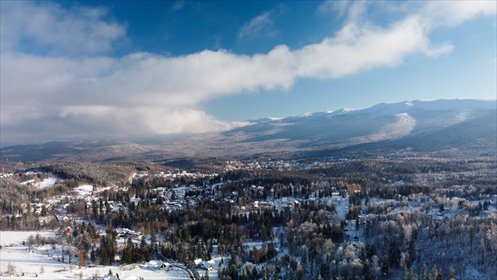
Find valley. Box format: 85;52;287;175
1;153;496;279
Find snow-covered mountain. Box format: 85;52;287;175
225;99;496;146
1;99;495;162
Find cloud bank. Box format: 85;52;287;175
0;1;495;144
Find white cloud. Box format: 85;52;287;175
239;11;277;39
0;1;495;144
294;16;449;78
0;1;125;54
420;1;496;28
59;106;247;135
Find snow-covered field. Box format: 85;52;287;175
74;185;94;197
0;231;190;279
36;177;58;189
20;176;58;190
0;231;57;246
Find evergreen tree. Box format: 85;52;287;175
100;246;109;265
404;267;416;280
319;262;326;279
272;259;281;280
262;265;270;280
421;265;430;280
90;248;96;263
100;237;110;265
381;252;390;276
122;238;135;264
150;231;157;253
448;267;456;280
139;236;150;262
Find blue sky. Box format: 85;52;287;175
0;0;496;144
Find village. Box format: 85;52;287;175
1;156;496;279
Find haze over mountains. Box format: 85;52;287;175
1;99;495;163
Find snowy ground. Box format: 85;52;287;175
36;177;58;190
0;231;190;280
74;185;94;197
0;231;57;246
20;177;58;190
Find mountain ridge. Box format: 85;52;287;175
1;99;495;162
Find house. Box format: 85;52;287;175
206;260;215;271
194;258;203;268
158;261;171;271
193;259;216;270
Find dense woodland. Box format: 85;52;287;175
0;157;496;279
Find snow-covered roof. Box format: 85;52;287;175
194;258;203;266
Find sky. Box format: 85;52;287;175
0;0;496;145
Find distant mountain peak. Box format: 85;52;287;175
1;99;495;162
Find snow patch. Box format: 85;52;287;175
376;112;416;138
36;176;58;189
327;108;355;116
0;231;56;246
350;112;416;143
0;231;191;280
454;111;471;122
0;173;13;178
20;179;36;185
75;184;94;196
